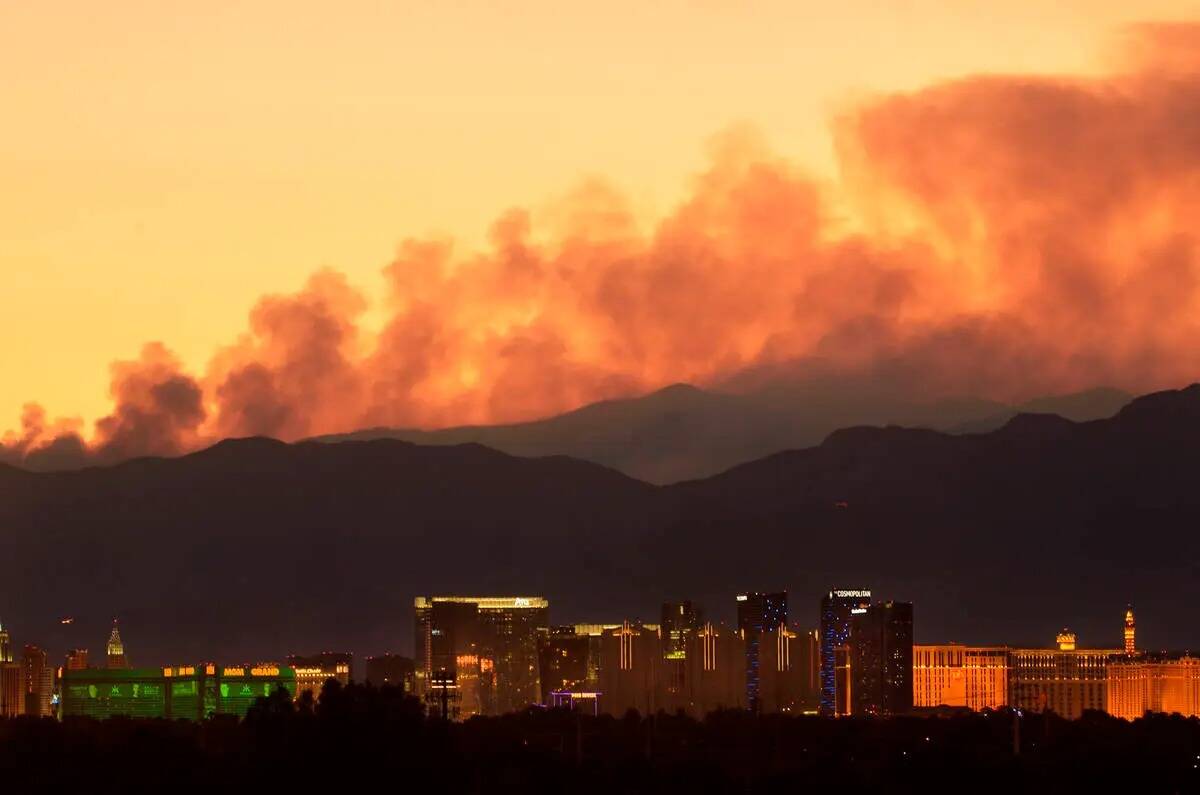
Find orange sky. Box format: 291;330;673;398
3;1;1199;437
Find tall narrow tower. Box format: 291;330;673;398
106;619;128;669
736;591;788;713
0;621;18;718
1124;606;1136;655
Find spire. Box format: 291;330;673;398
106;619;128;669
0;619;10;663
1124;605;1136;655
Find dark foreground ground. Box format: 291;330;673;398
2;683;1197;794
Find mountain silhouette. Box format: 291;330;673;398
0;385;1192;666
948;387;1132;434
309;383;1131;484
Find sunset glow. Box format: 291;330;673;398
4;2;1200;467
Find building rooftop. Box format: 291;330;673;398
414;596;549;609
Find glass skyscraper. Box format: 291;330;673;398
849;600;914;716
736;591;787;711
413;596;549;718
660;601;700;661
819;588;872;716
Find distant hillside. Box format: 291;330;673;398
310;383;1131;483
0;385;1195;665
949;387;1132;434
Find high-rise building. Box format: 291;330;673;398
582;617;753;717
736;591;787;711
819;589;871;716
682;622;746;715
757;624;820;713
538;626;594;705
106;620;128;669
288;652;353;699
21;645;53;717
913;645;1009;711
0;621;19;718
660;601;701;705
1124;607;1137;655
795;628;821;711
414;596;549;718
65;649;89;671
363;654;415;694
597;621;660;716
1008;630;1121;719
661;601;700;660
848;601;913;716
1107;654;1200;720
538;624;615;713
418;599;480;714
1;663;24;718
832;645;853;716
425;667;460;720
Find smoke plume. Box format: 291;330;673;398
6;23;1200;469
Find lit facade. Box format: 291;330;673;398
21;645;53;717
736;591;787;711
1124;608;1136;655
288;652;353;699
758;625;820;713
65;649;89;671
833;645;852;717
1008;631;1120;719
414;596;549;718
538;624;624;711
106;620;128;669
1107;655;1200;720
547;690;600;715
60;665;296;720
681;622;746;715
0;663;19;718
661;601;700;660
819;589;871;716
660;601;701;704
0;621;16;718
598;621;660;716
913;645;1009;711
575;618;749;717
538;626;595;705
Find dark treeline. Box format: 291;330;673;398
1;681;1198;793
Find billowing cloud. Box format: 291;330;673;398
91;342;207;463
6;23;1200;469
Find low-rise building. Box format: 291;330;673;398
288;652;353;699
1008;631;1120;719
1107;655;1200;719
60;664;296;720
913;644;1009;711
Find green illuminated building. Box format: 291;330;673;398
61;664;296;720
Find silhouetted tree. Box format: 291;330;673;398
4;693;1200;793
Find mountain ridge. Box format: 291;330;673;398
305;382;1133;484
0;383;1195;666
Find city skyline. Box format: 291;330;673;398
0;594;1164;669
5;2;1200;787
6;580;1200;745
0;592;1163;671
